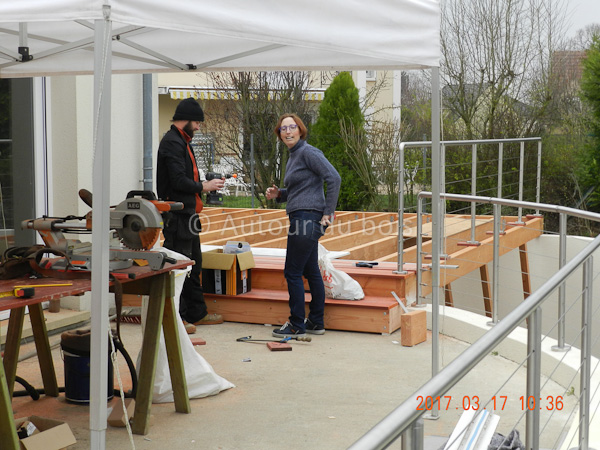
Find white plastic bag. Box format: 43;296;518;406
137;247;234;403
318;244;365;300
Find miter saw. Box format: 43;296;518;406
22;190;182;271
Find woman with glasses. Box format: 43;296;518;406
266;113;341;338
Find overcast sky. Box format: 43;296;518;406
566;0;600;37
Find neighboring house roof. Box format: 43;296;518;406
551;50;585;87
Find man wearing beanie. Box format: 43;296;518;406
157;98;225;334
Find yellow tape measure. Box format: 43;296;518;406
0;287;35;298
0;283;72;299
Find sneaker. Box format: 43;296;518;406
272;321;306;338
182;321;197;335
194;313;224;325
305;318;325;335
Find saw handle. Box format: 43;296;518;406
162;254;177;265
126;190;157;200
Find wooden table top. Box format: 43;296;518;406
0;259;192;312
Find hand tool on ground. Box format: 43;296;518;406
22;190;181;271
356;261;378;268
236;335;312;343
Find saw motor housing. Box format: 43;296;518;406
22;191;182;271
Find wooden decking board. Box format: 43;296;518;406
205;289;401;334
193;209;544;334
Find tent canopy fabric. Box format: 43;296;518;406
0;0;440;78
0;3;441;448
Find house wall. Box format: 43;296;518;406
50;73;155;215
48;73;157;311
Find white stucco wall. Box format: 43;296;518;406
50;73;158;217
47;73;158;310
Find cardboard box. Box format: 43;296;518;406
14;416;76;450
202;249;255;295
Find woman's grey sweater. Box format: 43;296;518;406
277;139;341;216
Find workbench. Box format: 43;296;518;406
0;260;193;449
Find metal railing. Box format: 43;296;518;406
351;193;599;450
396;138;542;274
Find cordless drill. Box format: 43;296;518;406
205;172;234;205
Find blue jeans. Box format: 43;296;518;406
284;210;327;331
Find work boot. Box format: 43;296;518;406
194;313;224;325
182;321;197;334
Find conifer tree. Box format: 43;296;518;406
310;72;368;210
580;36;600;209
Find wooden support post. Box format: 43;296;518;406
2;307;25;396
132;274;166;435
519;243;531;300
480;265;493;318
28;303;59;397
444;284;454;307
162;272;190;414
0;361;19;450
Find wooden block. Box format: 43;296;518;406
400;310;427;346
190;337;207;346
267;342;292;351
108;399;135;427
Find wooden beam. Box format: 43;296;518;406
519;243;531;300
444;284;454;307
480;265;492;318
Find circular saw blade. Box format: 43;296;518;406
117;215;161;250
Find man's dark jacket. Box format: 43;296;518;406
157;125;203;215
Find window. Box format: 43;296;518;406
0;79;13;249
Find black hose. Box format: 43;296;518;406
112;336;138;398
12;336;138;400
13;376;42;400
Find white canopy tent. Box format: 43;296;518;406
0;1;442;448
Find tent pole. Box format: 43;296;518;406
429;66;441;418
143;73;153;191
90;5;112;450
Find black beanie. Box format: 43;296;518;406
172;98;204;122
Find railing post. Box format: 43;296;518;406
525;306;542;450
416;196;424;306
497;142;503;199
396;143;407;274
518;141;525;223
250;134;255;208
468;143;477;243
440;143;446;257
552;213;570;352
487;203;501;326
579;257;593;450
401;418;424;450
536;140;542;215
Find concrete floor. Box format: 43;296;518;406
9;317;578;450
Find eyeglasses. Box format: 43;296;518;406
279;124;298;133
